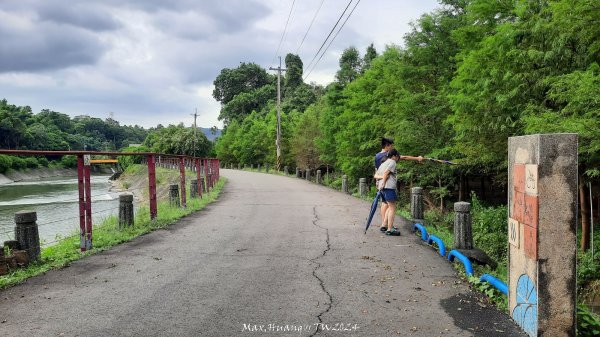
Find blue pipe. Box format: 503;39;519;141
412;223;428;241
480;274;508;296
427;235;446;256
447;250;474;276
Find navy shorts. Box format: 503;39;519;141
381;188;398;202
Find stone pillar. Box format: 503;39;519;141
200;176;206;193
257;164;261;172
342;175;348;194
14;211;40;262
169;184;180;207
190;180;198;198
296;168;301;178
508;134;578;337
284;166;289;175
250;164;254;170
411;187;424;224
265;163;270;173
305;169;311;181
316;170;322;184
453;202;473;249
118;194;134;229
238;164;241;170
359;178;367;197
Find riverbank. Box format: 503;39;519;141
0;167;77;185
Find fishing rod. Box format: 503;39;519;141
423;157;459;165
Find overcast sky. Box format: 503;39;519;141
0;0;440;129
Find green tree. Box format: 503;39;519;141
335;47;362;85
212;63;274;106
284;53;304;92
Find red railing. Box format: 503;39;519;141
0;150;220;252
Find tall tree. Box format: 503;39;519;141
284;53;303;92
362;43;378;71
335;47;362;85
212;62;274;106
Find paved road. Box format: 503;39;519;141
0;170;526;337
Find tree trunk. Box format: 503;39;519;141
580;177;590;251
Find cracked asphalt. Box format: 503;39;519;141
0;169;527;337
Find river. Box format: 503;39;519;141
0;175;124;246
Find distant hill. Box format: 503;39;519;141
200;127;221;142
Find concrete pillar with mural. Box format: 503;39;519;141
508;134;578;337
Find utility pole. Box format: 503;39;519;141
269;57;286;171
191;109;198;158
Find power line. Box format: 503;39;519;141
295;0;325;54
304;0;361;81
272;0;297;63
303;0;354;78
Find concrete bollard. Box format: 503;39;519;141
14;211;40;262
265;163;270;173
359;178;367;197
190;180;198;198
238;164;241;170
257;164;261;172
454;202;473;249
411;187;424;224
118;194;134;229
305;169;311;181
169;184;180;207
284;166;289;175
296;168;301;178
342;175;348;194
316;170;322;184
250;164;254;170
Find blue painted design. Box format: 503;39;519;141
480;274;508;296
412;223;428;241
512;274;537;337
427;235;446;256
447;250;474;276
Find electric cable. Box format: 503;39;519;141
272;0;297;63
303;0;354;78
296;0;325;54
304;0;361;81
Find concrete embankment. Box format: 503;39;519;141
0;168;77;185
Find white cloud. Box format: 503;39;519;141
0;0;439;129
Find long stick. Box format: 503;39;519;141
424;157;459;165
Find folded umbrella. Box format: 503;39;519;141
364;190;383;234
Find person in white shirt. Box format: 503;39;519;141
374;148;423;236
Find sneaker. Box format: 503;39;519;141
385;229;401;236
381;226;397;232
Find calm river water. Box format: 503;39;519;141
0;175;123;245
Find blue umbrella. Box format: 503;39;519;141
364;191;384;234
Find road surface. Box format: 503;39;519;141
0;169;526;336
